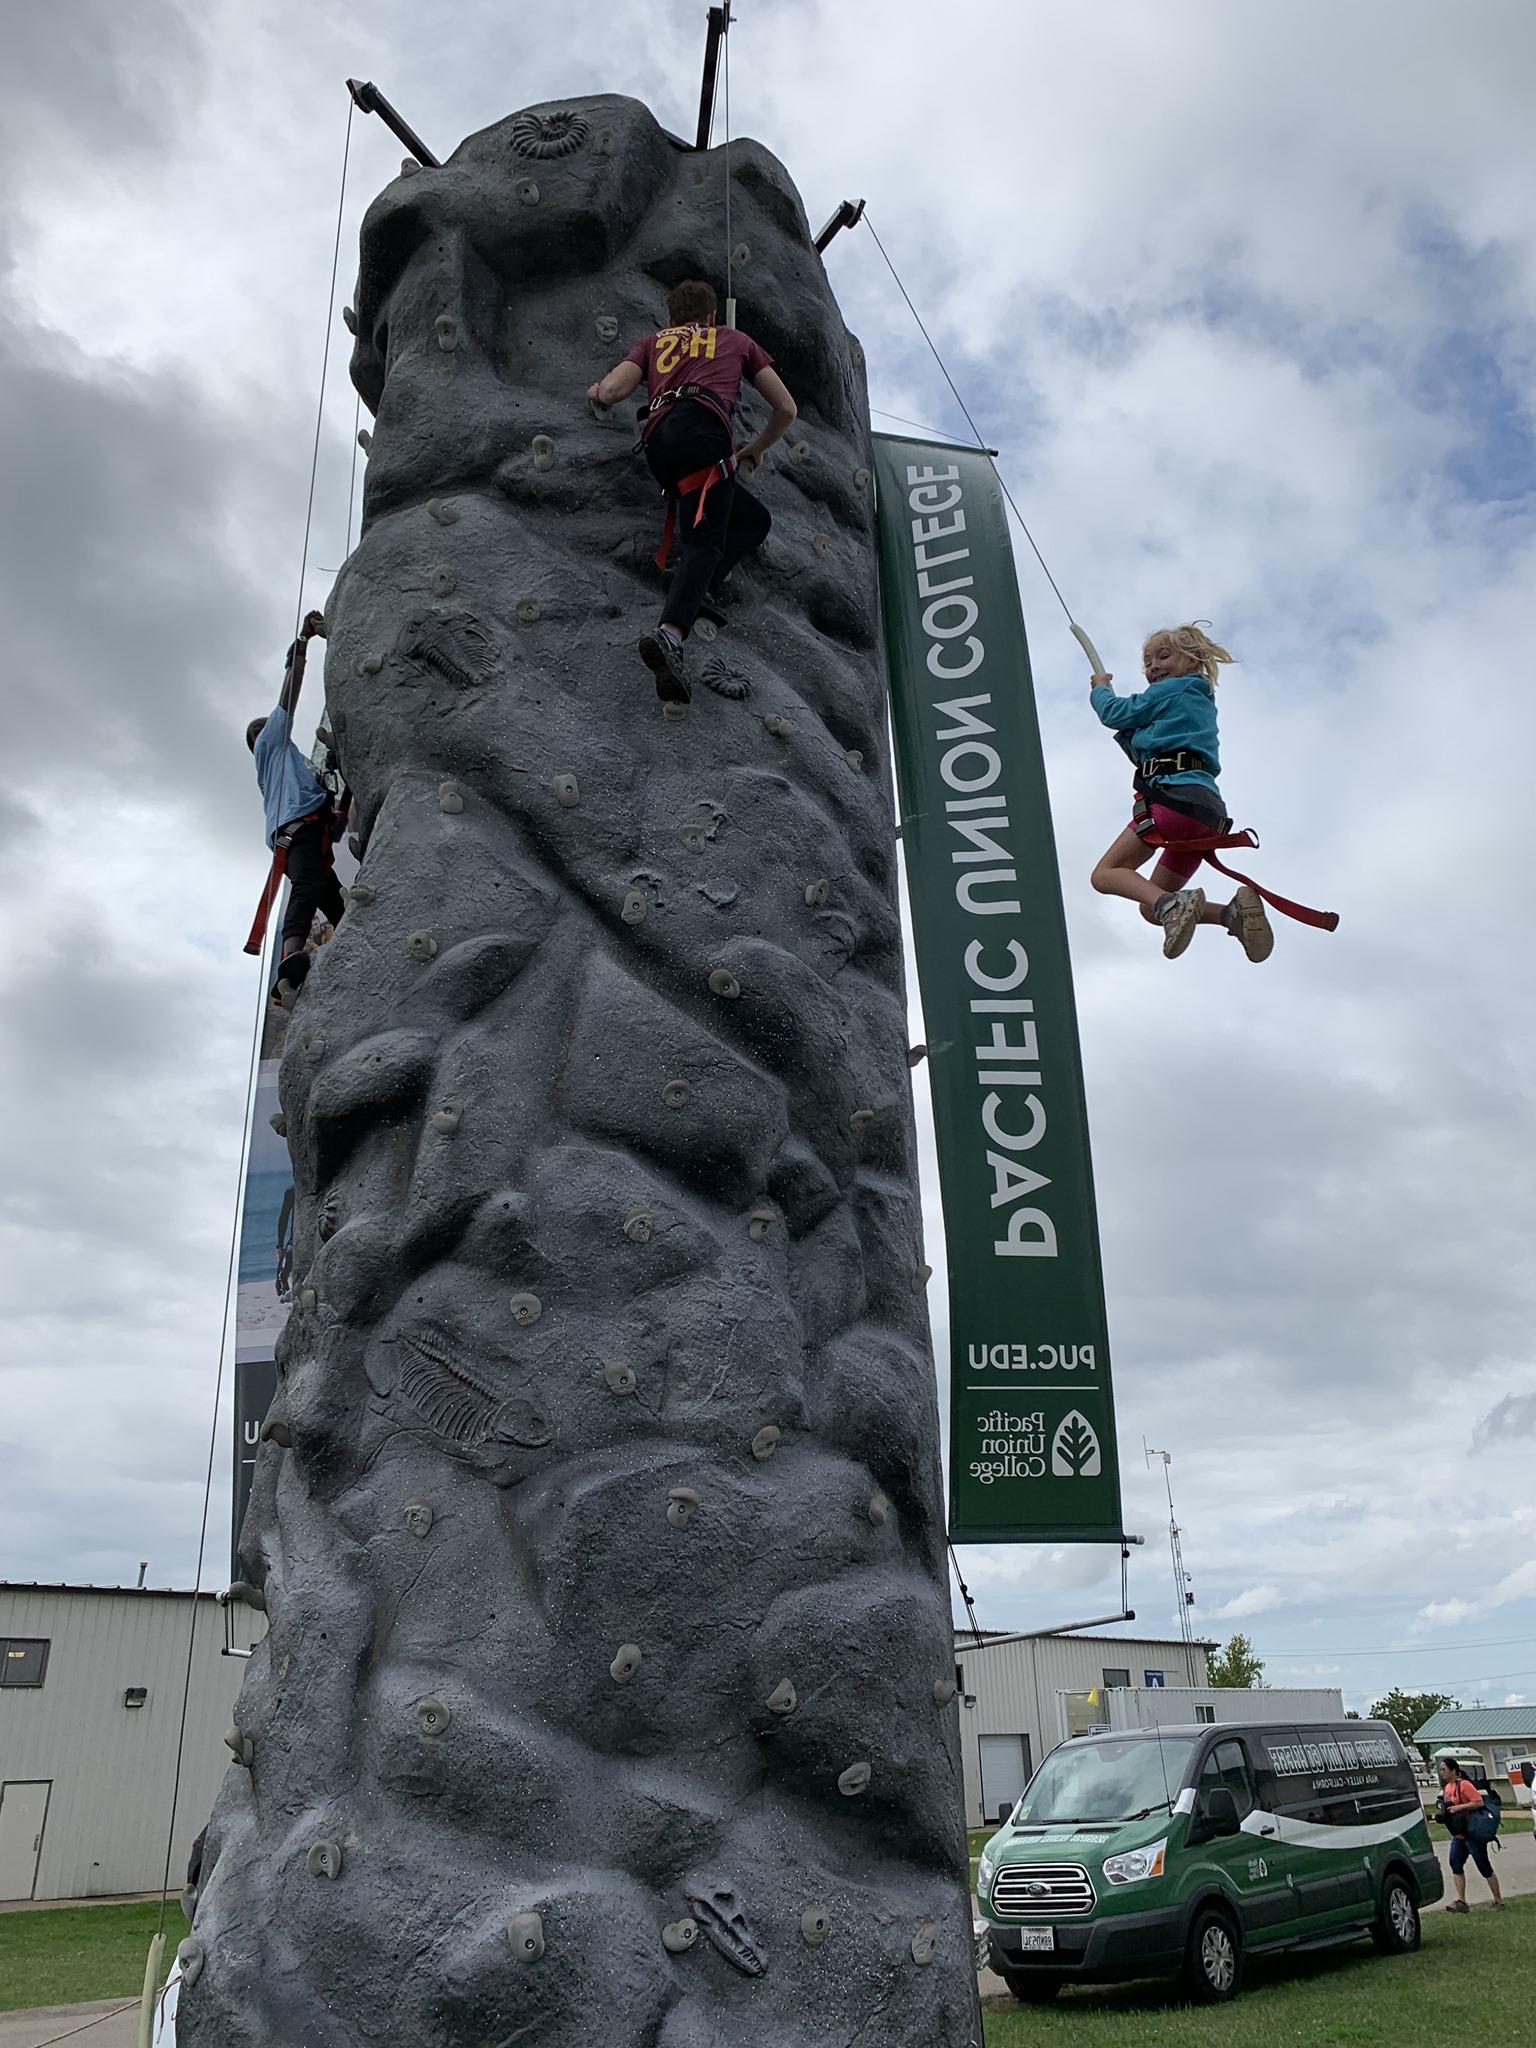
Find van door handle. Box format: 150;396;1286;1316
1259;1825;1276;1836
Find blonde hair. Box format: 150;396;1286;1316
1145;622;1236;685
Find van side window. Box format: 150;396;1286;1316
1212;1739;1256;1820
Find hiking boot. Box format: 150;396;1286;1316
1224;884;1274;963
638;629;691;703
1155;887;1205;959
1445;1899;1469;1914
272;951;311;1002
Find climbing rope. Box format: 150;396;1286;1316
722;3;734;316
861;212;1106;669
147;84;362;1978
949;1541;984;1645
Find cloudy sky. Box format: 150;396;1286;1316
3;0;1533;1722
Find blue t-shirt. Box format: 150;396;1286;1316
253;707;328;848
1089;672;1221;794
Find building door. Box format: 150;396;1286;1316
0;1781;51;1901
979;1735;1032;1823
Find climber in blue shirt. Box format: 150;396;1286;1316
1088;622;1274;964
246;611;343;1000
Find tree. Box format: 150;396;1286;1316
1208;1633;1266;1688
1368;1688;1460;1750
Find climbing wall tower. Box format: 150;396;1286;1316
185;95;981;2047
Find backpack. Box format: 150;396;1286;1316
1466;1789;1501;1845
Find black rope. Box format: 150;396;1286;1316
722;5;733;308
291;94;356;642
949;1541;983;1645
862;211;1076;627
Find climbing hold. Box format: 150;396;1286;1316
224;1581;267;1614
602;1360;637;1396
751;1424;781;1461
707;967;740;999
766;1677;796;1716
661;1919;698;1955
867;1491;889;1527
747;1210;775;1243
908;1043;928;1067
224;1726;253;1768
732;242;751;266
763;714;792;738
595;314;619;342
530;435;555;471
623;1211;653;1244
934;1677;958;1706
593;131;612;156
790;441;811;464
355;652;383;676
698;882;738;909
552;773;579;807
509;1292;543;1327
695;619;718;642
854;467;871;489
259;1416;292;1449
814;533;833;558
849;1107;875;1131
435;314;459;352
400;158;420;177
348;881;375;906
427;499;460;525
838;1761;872;1798
804;878;829;907
438;782;464;814
415;1696;451;1737
514;177;540;205
800;1907;830;1947
268;1110;287;1137
911;1924;940;1966
431;1103;463;1135
621;889;648;925
406;931;439;962
661;1080;689;1109
431;567;457;597
306;1840;344;1880
357;428;372;454
508;1912;546;1963
662;701;688;722
403;1500;435;1538
176;1938;205;1988
666;1487;700;1529
342;305;357;334
681;828;706;852
295;1284;318;1312
918;1263;934;1285
517;597;542;622
845;748;864;771
610;1643;643;1684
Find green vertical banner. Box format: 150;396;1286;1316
874;434;1122;1543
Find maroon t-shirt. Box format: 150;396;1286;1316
624;323;773;423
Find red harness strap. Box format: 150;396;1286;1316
244;809;335;954
1137;809;1339;931
654;452;739;572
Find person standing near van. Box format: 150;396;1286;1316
1437;1757;1504;1912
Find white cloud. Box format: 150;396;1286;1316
1216;1586;1283;1621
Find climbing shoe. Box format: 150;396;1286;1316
273;951;311;1002
1223;884;1274;963
638;629;691;704
1155;887;1205;959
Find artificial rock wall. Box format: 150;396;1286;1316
186;94;980;2047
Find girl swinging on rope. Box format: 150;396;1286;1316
1088;623;1275;962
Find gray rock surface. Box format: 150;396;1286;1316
185;94;980;2046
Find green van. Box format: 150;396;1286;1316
978;1719;1442;2004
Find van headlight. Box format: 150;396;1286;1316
1102;1839;1167;1886
976;1849;996;1897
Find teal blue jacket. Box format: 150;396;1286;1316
1089;672;1220;795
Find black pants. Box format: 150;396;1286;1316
645;401;771;634
279;811;345;954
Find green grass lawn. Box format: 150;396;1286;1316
982;1892;1533;2045
0;1901;189;2014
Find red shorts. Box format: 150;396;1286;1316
1132;799;1216;884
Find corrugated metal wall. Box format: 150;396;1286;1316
957;1634;1211;1828
0;1587;260;1901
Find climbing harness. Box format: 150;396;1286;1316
1133;794;1339;931
243;806;337;956
654;451;740;571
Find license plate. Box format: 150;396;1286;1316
1016;1926;1056;1953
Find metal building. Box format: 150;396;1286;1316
0;1584;260;1903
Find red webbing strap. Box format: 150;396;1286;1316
244;846;287;954
1142;822;1340;932
653;453;738;572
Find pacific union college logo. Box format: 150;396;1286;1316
1050;1411;1102;1479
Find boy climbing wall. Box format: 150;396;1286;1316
246;611;343;1001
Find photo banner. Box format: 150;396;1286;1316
873;433;1123;1544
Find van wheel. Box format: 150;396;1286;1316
1001;1970;1062;2003
1373;1872;1420;1954
1183;1907;1243;2004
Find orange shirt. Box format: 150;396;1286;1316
1443;1777;1483;1809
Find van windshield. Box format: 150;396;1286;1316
1012;1736;1198;1825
